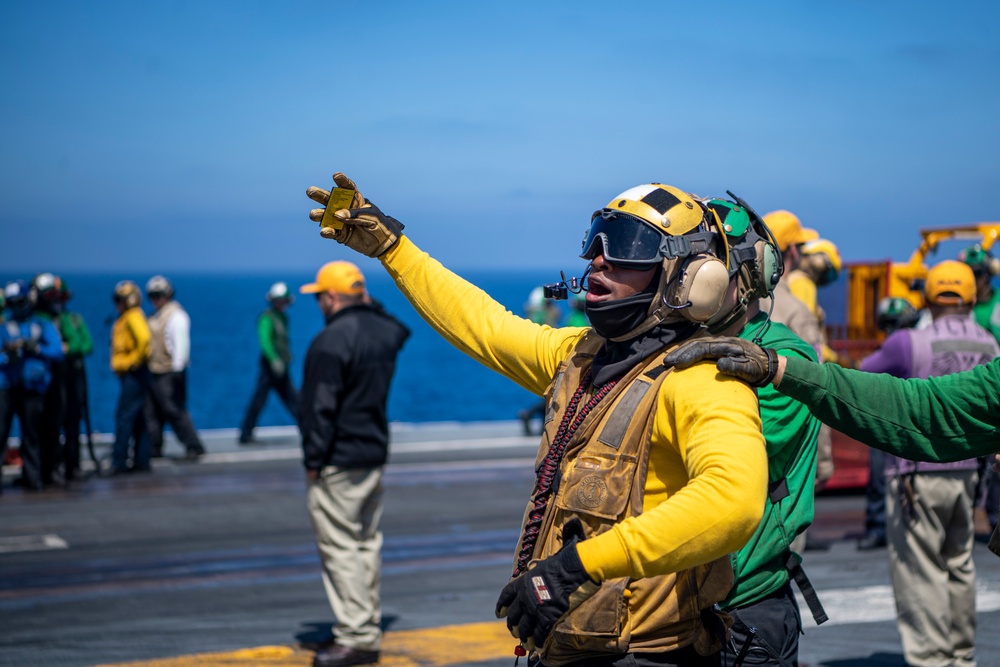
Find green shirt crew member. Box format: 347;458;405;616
698;198;823;667
663;335;1000;557
960;244;1000;345
239;282;300;444
56;279;94;480
727;317;820;594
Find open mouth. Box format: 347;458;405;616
587;278;611;300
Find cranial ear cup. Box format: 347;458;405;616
756;240;782;294
668;254;730;322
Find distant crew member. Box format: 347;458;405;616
144;276;206;461
299;261;409;667
863;261;996;667
30;273;68;485
564;291;589;327
959;244;1000;344
517;287;566;436
0;280;64;491
857;297;923;551
789;238;843;365
239;282;299;444
110;280;152;474
52;279;94;481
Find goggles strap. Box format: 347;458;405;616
658;232;716;260
728;244;758;276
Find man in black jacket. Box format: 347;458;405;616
299;260;409;667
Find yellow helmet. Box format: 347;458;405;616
763;210;818;252
801;238;842;286
113;280;142;309
580;183;732;339
601;183;708;236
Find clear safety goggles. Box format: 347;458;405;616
579;212;666;269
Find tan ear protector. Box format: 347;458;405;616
668;202;731;322
653;205;732;325
665;254;731;322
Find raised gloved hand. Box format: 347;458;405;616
306;172;404;258
495;519;599;653
269;359;286;377
663;336;780;387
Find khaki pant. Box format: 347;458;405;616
307;466;384;650
887;471;977;667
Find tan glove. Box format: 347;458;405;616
306;172;404;258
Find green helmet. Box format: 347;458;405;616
958;244;1000;277
876;297;920;334
702;196;782;334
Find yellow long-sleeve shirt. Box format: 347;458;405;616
786;269;818;316
381;237;767;582
110;306;151;374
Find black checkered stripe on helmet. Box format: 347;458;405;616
641;188;683;214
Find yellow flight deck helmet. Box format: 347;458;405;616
763;210;818;252
580;183;732;339
113;280;142;309
801;238;842;286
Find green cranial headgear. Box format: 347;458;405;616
959;244;1000;276
701;196;783;335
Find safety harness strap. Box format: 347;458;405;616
768;477;789;503
785;551;828;625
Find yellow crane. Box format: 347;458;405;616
822;223;1000;490
834;222;1000;363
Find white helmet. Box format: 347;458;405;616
145;275;174;298
267;281;293;303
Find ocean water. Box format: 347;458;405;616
0;270;572;436
0;267;861;439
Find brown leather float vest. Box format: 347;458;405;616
148;300;182;374
513;332;734;665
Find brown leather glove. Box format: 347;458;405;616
307;172;404;258
664;336;779;387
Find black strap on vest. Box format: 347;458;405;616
785;551;828;624
768;478;789;503
700;604;731;654
644;364;668;381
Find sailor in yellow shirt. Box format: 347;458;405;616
786;238;842;365
306;174;767;667
109;280;153;474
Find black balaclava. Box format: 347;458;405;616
586;267;700;385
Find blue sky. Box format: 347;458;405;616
2;1;999;276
